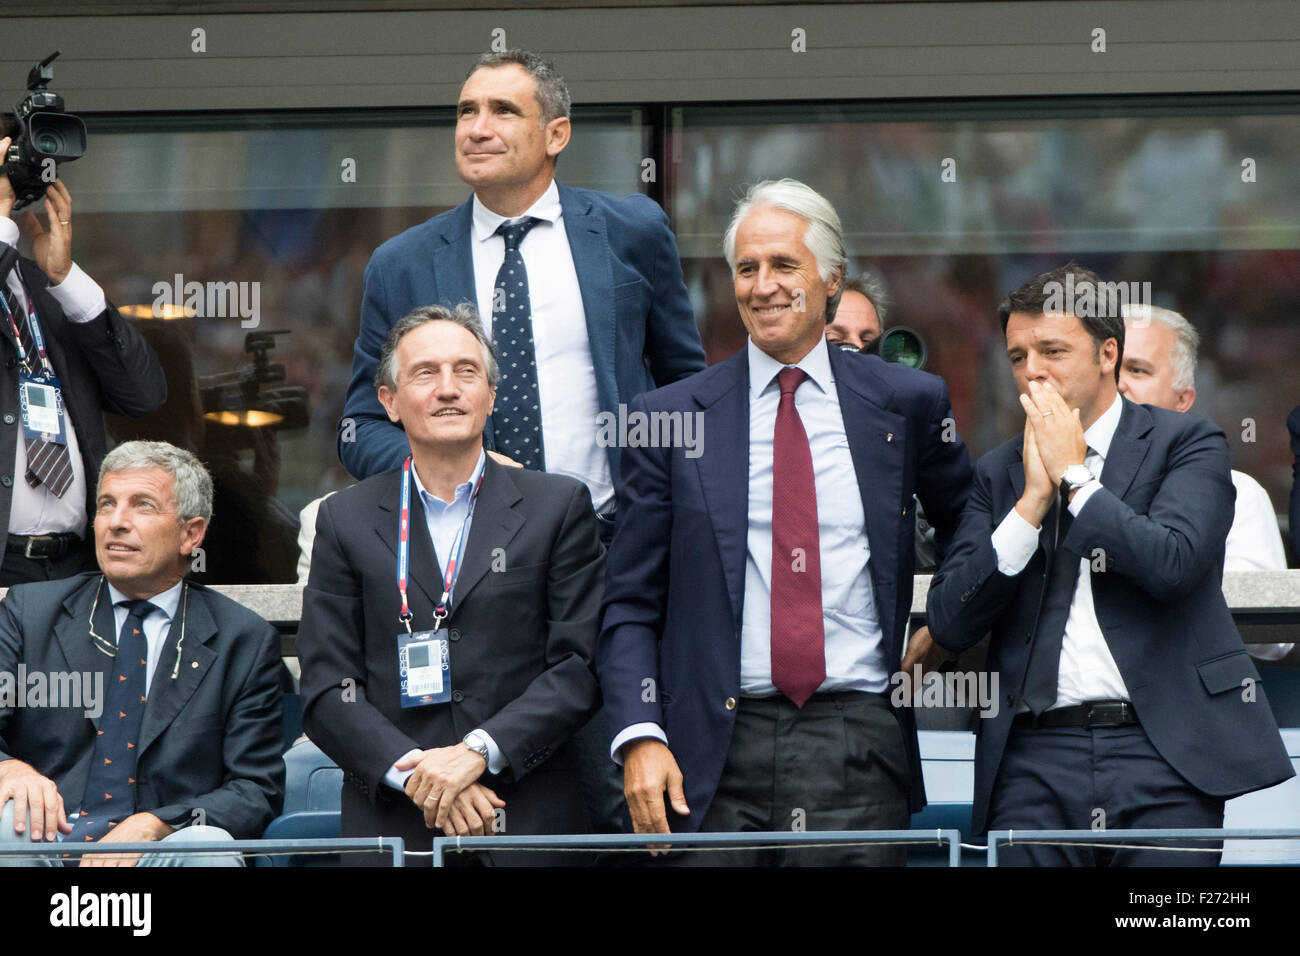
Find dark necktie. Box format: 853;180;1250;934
68;600;156;843
770;367;825;708
1;264;74;498
489;217;545;471
1021;491;1079;716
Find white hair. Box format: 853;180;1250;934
99;440;213;523
1122;303;1199;391
722;179;847;320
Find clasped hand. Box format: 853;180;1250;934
1015;380;1087;527
398;744;503;836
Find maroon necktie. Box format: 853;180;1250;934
770;366;825;707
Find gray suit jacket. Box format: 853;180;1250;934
0;573;284;839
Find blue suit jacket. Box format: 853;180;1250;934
597;347;975;830
338;185;706;481
927;398;1295;834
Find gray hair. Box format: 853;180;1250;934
470;49;571;125
1122;303;1200;391
842;268;890;326
98;440;213;523
375;302;500;391
722;179;847;321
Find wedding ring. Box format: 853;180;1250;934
59;219;69;225
1041;410;1054;417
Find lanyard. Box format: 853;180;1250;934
396;456;486;633
0;280;51;375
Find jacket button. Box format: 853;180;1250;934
451;690;464;703
2;414;12;425
0;476;10;488
1006;694;1015;706
724;697;736;711
449;629;460;642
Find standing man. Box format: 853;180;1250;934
0;441;284;866
598;180;973;865
927;265;1294;866
1118;303;1293;662
339;48;705;541
0;143;167;585
302;305;604;866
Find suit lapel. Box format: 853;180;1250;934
692;352;750;630
137;583;218;757
432;198;477;309
53;575;114;732
1099;398;1153;501
560;186;618;417
831;350;907;615
373;469;444;612
448;459;525;608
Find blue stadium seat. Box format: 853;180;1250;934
910;730;979;866
256;739;342;866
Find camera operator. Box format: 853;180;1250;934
0;137;166;585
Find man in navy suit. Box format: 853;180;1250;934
338;48;705;528
927;264;1294;866
598;180;974;865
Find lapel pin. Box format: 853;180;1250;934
886;432;894;442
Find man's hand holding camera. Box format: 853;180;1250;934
0;136;73;284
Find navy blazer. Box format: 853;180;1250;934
597;347;974;830
338;185;706;482
927;398;1295;834
0;573;285;839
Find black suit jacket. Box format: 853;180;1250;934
0;572;285;839
0;255;167;568
299;456;604;852
927;398;1295;833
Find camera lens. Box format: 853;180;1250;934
35;130;64;154
879;327;927;370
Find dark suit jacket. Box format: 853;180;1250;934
597;347;975;830
298;456;605;852
0;255;167;570
0;572;285;839
927;398;1295;834
337;185;706;481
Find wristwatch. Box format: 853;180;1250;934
463;732;490;763
1060;464;1094;494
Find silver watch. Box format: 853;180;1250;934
1060;464;1093;493
464;732;489;762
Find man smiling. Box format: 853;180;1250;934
303;304;604;866
598;179;973;865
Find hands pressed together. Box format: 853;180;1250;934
1015;380;1088;528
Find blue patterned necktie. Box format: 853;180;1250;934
489;217;545;471
68;600;156;843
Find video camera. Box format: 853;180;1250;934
3;51;87;211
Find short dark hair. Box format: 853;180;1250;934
840;270;890;327
375;303;499;391
469;49;571;124
997;262;1124;383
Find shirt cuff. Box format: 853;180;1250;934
465;729;507;775
1067;479;1102;516
46;262;106;324
610;722;667;765
383;748;424;791
991;507;1040;576
0;218;17;248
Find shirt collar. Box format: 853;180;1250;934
1084;392;1124;460
411;449;488;508
747;335;833;400
106;578;183;621
471;180;561;242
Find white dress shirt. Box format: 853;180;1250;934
1;216;105;537
470;180;613;512
991;393;1131;710
383;450;506;790
105;580;184;694
611;337;886;760
1226;470;1293;660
